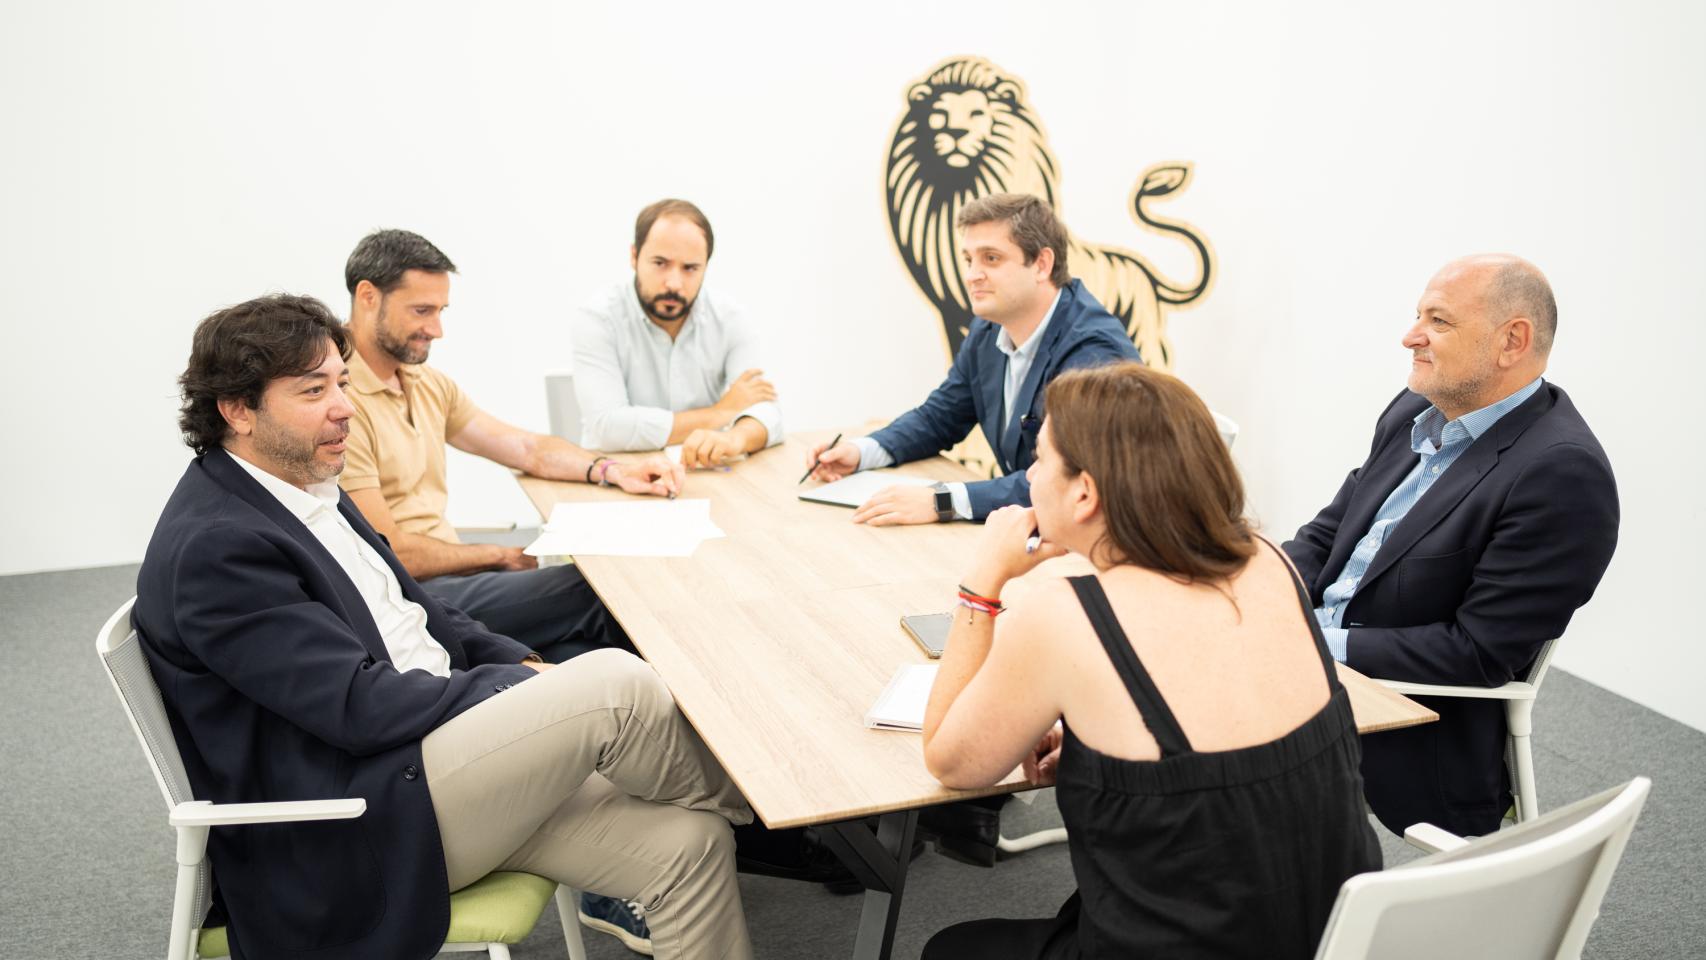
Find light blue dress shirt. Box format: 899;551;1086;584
1315;378;1543;661
852;289;1063;519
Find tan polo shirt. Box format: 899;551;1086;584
340;350;479;544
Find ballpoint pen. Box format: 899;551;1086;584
798;432;843;484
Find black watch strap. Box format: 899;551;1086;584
930;482;956;523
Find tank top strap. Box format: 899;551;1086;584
1258;538;1344;688
1067;575;1193;757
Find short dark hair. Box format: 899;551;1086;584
178;294;351;456
634;199;714;260
1045;362;1256;581
343;229;457;295
955;193;1071;287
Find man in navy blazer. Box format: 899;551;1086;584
134;295;753;960
1284;255;1618;838
807;193;1139;523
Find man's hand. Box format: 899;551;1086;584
717;368;776;414
805;438;861;483
681;428;741;469
1022;722;1064;785
851;484;938;526
490;545;538;572
609;454;686;498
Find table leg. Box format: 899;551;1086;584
819;810;920;960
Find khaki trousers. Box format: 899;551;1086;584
423;649;754;960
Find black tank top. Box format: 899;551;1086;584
1053;543;1380;959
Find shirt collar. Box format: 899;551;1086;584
346;348;420;397
996;288;1064;359
224;449;341;521
1412;376;1544;452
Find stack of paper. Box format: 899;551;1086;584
524;499;725;558
864;663;940;731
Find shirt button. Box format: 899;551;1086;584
1431;465;1441;474
402;764;419;781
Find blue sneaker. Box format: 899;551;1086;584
578;892;653;955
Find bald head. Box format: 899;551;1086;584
1441;254;1557;355
1405;254;1553;420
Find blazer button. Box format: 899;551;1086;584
494;683;510;693
402;763;419;781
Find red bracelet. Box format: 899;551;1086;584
957;597;1003;618
957;584;1004;611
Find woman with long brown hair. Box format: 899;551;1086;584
921;362;1378;959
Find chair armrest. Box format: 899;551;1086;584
1403;822;1470;854
1376;679;1536;701
169;798;366;827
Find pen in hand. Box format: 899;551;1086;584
798;432;843;484
1025;531;1041;555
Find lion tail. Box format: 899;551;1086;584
1130;162;1214;307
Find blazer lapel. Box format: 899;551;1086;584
204;452;392;663
1358;386;1556;591
1319;428;1419;593
1000;312;1065;471
338;495;470;669
976;333;1006;458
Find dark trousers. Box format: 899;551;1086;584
422;563;632;663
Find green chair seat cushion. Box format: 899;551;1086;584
195;871;557;957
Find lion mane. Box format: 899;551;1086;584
885;56;1214;368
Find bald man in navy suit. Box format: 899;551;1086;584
1285;255;1618;837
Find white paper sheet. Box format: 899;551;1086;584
864;663;940;731
524;498;725;558
799;471;936;508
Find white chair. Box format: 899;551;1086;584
96;597;588;960
1314;776;1649;959
1212;411;1240;448
1377;636;1562;822
545;371;582;446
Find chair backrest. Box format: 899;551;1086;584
545;372;581;446
96;598;213;926
1314;777;1649;960
1525;636;1562;690
1211;411;1240;448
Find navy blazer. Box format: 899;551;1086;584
868;279;1140;519
134;450;538;960
1284;383;1618;836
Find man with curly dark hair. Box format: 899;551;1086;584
135;294;755;960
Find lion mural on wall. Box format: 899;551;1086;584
885;56;1215;369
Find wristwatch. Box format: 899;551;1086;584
930;482;956;523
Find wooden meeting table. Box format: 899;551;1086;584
516;432;1435;960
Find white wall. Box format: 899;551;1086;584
3;1;1702;729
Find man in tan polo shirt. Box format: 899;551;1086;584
339;229;683;666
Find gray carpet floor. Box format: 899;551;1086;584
4;563;1702;958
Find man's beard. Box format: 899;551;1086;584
376;304;431;364
254;412;346;486
635;278;693;324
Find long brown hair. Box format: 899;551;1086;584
1044;362;1256;582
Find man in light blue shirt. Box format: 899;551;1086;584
573;199;783;468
